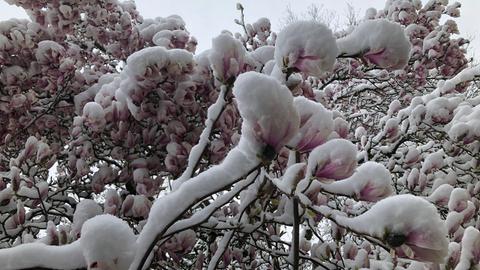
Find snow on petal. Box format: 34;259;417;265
72;199;102;239
288;96;334;153
209;33;247;84
82;102;106;132
336;194;448;263
337;19;411;70
80;214;136;270
233;71;299;160
319;161;393;202
307;139;357;181
274;21;338;77
455;226;480;270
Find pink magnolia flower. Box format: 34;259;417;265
104;189;122;216
209;33;247;84
456;226;480;270
121;195;151;219
162;230;197;263
82;102;106;132
336;194;448;263
288;96;334;153
319;161;393;202
337;19;411;70
275;21;338;77
233;72;299;160
307;139;357;181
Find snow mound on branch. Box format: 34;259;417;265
274;21;338;77
233;71;299;158
337;19;411;70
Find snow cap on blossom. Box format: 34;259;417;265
72;199;102;239
288;96;334;152
427;184;454;206
35;40;65;64
337;19;411;70
209;32;247;84
80;214;136;270
307;138;357;181
455;226;480;270
336;194;448;263
319;161;393;202
113;46;193;120
82;102;106;132
274;21;338;77
233;71;299;161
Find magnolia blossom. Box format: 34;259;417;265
288;96;334;153
161;230;196;262
337;19;411;70
209;33;247;84
336;194;448;263
307;139;357;181
82;102;106;132
317;161;393;202
233;71;299;160
455;226;480;270
274;20;338;77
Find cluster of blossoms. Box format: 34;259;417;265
0;0;479;270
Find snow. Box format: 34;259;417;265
335;194;448;263
249;45;275;65
446;103;480;144
274;20;338;77
233;71;299;155
317;161;393;202
71;199;102;238
448;188;470;212
80;214;136;270
426;183;453;206
35;40;65;64
208;33;246;83
172;85;228;190
129;143;260;270
303;138;357;182
420;150;444;174
337;19;411;70
446;211;464;235
288;96;334;153
0;241;85;270
271;162;306;195
455;226;480;270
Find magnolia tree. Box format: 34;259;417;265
0;0;479;269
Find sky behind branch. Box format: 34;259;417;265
0;0;478;57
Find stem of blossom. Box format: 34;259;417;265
292;196;300;270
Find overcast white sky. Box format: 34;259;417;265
0;0;478;57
